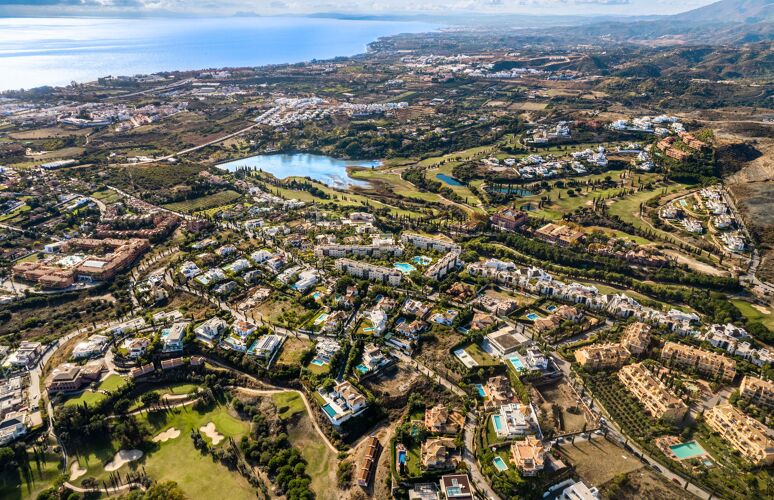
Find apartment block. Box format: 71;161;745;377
704;404;774;466
739;375;774;411
335;258;402;286
575;343;630;371
621;322;651;356
314;244;403;258
617;363;688;423
661;342;737;382
400;232;460;253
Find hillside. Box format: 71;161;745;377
672;0;774;24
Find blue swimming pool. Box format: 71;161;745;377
509;356;525;372
670;441;707;460
492;414;503;432
363;326;375;332
412;255;432;266
393;262;416;274
474;384;486;398
546;305;557;312
526;312;540;321
312;291;321;299
322;404;337;418
398;450;407;465
311;358;326;366
356;364;369;374
493;456;509;472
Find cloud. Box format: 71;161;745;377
0;0;717;16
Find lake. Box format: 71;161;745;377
0;16;437;91
436;173;464;186
217;153;381;188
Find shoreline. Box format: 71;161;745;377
0;16;439;93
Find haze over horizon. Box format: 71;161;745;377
0;0;718;18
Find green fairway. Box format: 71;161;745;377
72;404;254;500
271;391;306;420
732;300;774;330
162;189;242;213
0;451;62;500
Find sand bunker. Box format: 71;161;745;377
152;427;181;443
104;449;143;472
199;421;224;445
69;462;87;481
752;304;771;315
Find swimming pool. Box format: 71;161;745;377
314;313;329;325
363;326;375;332
322;404;337;418
492;414;503;432
356;364;369;374
474;384;486;398
509;356;525;372
546;305;557;312
670;441;707;460
397;450;407;465
312;291;321;300
310;358;327;366
412;255;433;266
393;262;417;274
492;456;509;472
526;312;541;321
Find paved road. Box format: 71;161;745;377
462;413;500;500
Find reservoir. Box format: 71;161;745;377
217;153;381;188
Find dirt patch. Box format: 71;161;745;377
558;438;643;485
199;422;224;445
152;427;181;443
69;462;87;481
104;449;143;472
601;468;687;500
535;381;594;436
343;422;396;500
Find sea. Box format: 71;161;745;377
0;16;436;91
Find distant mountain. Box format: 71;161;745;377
672;0;773;24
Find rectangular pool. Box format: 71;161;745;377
492;414;503;432
670;441;707;460
492;456;509;472
322;404;337;418
509;356;525;372
474;384;486;398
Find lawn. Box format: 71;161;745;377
72;404;255;500
63;389;107;408
90;189;122;204
98;374;128;393
731;299;774;330
162;190;242;213
272;391;306;420
463;342;499;367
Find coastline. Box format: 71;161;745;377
0;16;439;92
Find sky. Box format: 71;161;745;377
0;0;719;18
